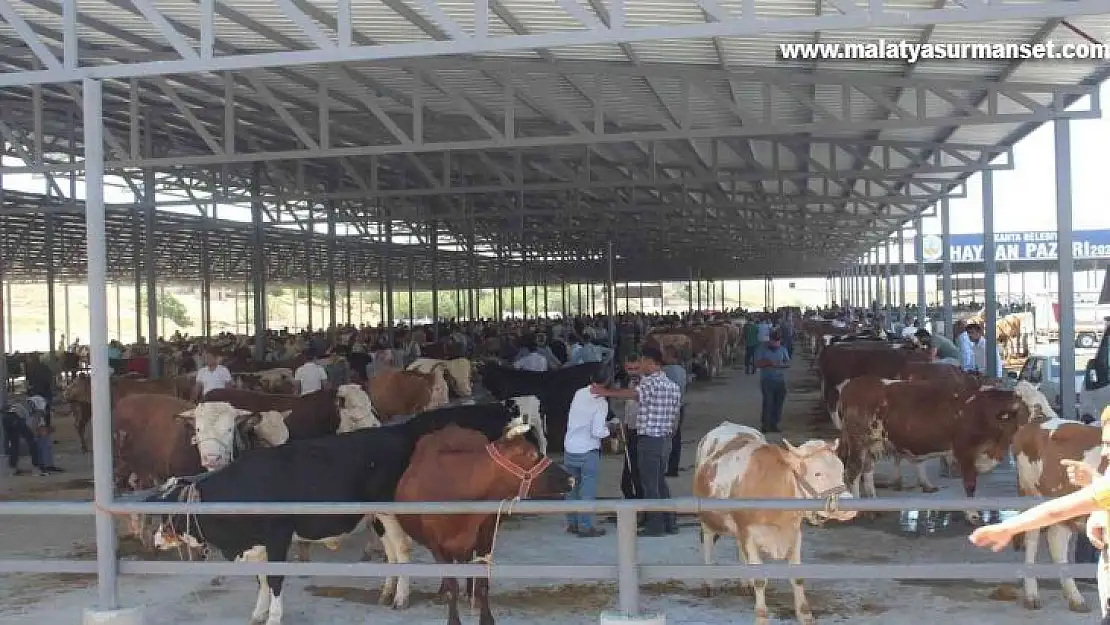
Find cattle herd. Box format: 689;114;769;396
15;312;1103;624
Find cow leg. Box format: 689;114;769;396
432;550;463;625
741;536;770;625
700;525;716;597
914;460;938;494
474;575;494;625
888;457;905;491
787;528;815;625
1046;524;1089;613
1021;528;1043;610
375;514;411;610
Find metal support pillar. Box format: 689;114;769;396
199;221;211;341
1055;118;1077;417
407;252;415;326
0;168;6;405
607;242;616;372
82;77;144;624
429;221;439;337
915;216;927;326
941;198;954;334
250;164;266;360
576;282;582;315
898;229;907;321
543;271;550;317
345;251;353;326
327;203;337;329
561;281;568;319
132;207;141;343
383;211;394;333
45;214;57;354
884;239;893;311
143;162;159;377
865;254;873;309
305;211;314;331
983;169;999;377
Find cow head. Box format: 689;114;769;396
962;386;1034;474
175;402;256;470
504;395;547;455
1010;380;1058;423
251;410;291;446
421;364;451;412
335;383;380;433
148;476;204;551
492;420;574;499
782;438;856;523
445;358;474;397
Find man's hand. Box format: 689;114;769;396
1062;459;1097;488
590;383;610;397
1088;511;1108;549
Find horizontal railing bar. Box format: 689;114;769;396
0;501;94;515
642;563;1100;579
0;560;1093;580
95;496;1048;515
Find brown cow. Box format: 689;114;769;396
367;365;449;421
837;377;1046;523
818;343;930;428
1012;415;1105;612
395;422;572;625
64;373;194;453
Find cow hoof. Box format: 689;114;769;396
1068;599;1091;613
1021;596;1042;610
920;485;939;494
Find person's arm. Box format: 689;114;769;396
591;384;636;399
590;401;611;439
971;481;1106;551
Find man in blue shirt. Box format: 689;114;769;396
754;330;791;434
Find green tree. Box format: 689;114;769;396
140;291;193;328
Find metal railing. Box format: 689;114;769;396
1;494;1096;618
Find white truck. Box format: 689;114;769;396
1033;296;1108;349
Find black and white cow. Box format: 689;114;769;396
479;361;602;452
148;400;551;621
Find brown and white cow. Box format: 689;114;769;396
367;366;450;421
1012;415;1106;612
694;421;856;625
65;373;194;452
837;378;1045;523
407;357;474;397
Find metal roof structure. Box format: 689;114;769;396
1;0;1109;286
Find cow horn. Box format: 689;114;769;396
506;423;532;438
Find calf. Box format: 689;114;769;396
395;423;572;625
694;422;855;625
1012;416;1105;612
837;378;1043;522
149;426;416;625
368;366;450;420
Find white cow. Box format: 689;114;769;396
407;358;474;397
694;422;856;625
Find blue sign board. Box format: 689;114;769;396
918;230;1110;263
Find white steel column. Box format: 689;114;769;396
82;77;142;624
898;228;907;321
915;215;927;326
941;198;954;334
1056;118;1077;418
983;170;999;377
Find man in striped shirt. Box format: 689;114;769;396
592;346;682;536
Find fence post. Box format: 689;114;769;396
601;508;665;624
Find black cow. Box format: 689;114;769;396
478;362;602;453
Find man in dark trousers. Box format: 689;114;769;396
755;330;791;434
23;353;62;473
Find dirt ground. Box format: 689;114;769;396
0;351;1100;624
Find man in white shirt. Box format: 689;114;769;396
563;370;613;537
294;349;331;396
192;349;233;401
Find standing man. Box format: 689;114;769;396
662;347;689;477
563;369;613;538
192;348;233;402
754;330;791;434
756;315;773;345
293;348;331;396
3;395;47;476
743;318;760;375
592;346;681;537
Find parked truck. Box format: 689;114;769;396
1033;295;1109;349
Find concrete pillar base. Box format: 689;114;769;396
83;606;144;625
600;611;665;624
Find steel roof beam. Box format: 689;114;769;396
2;0;1109;85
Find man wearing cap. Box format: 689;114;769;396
754;329;791;434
